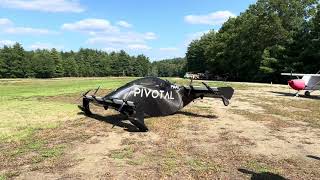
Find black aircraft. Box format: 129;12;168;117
78;77;234;132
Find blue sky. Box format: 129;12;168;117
0;0;256;61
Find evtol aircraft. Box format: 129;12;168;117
78;77;234;131
281;71;320;97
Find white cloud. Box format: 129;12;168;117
184;10;235;25
0;18;56;35
0;18;12;26
87;31;157;45
87;36;141;45
128;44;151;50
0;40;16;46
159;47;179;51
0;0;84;13
29;42;63;50
4;27;56;35
64;18;156;53
117;20;132;28
184;30;210;46
87;32;155;53
62;18;119;33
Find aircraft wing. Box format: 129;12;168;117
281;73;320;77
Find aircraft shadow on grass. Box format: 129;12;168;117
176;111;218;119
78;111;218;132
307;155;320;161
78;112;140;132
238;168;287;180
269;91;320;100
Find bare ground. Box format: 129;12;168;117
1;85;320;179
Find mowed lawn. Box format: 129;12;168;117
0;77;137;142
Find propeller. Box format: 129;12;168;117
77;86;100;101
92;86;100;96
112;90;133;129
83;89;92;97
119;89;132;111
76;89;92;101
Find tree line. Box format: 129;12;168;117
0;45;152;78
150;57;187;77
0;43;187;79
186;0;320;83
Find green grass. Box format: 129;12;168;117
160;149;179;175
9;139;45;157
0;100;78;142
0;77;136;141
187;158;219;172
0;77;136;98
245;160;281;174
0;77;260;99
40;145;65;158
109;147;134;159
0;175;6;180
1;172;19;179
127;157;146;165
6;136;66;164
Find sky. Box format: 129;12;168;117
0;0;256;61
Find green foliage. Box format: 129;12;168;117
62;56;79;77
186;0;320;83
150;57;187;77
0;47;152;78
187;31;216;73
32;50;56;78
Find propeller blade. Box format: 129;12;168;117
202;82;214;92
93;86;100;96
83;89;91;97
76;89;91;101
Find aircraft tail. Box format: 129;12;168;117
217;87;234;100
201;82;234;106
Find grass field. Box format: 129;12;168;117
0;77;319;179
